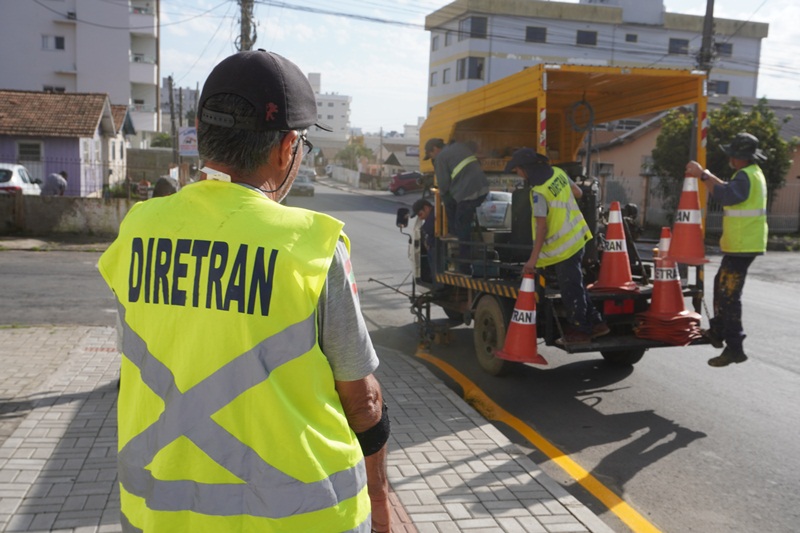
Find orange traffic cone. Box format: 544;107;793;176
655;227;671;258
642;258;686;318
669;176;708;265
495;274;547;365
635;257;702;346
589;201;638;293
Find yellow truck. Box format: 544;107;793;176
396;63;711;375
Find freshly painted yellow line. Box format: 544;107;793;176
415;347;661;533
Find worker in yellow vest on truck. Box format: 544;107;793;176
99;50;390;532
686;132;768;367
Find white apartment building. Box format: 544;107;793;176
426;0;769;111
308;73;351;143
0;0;160;147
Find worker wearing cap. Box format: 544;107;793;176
506;148;609;345
99;51;390;532
424;138;489;274
686;132;768;367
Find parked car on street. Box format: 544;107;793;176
290;174;315;196
298;167;317;181
389;171;424;196
476;190;512;229
0;163;41;195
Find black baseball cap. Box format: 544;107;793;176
505;148;553;184
721;132;766;162
410;198;432;217
424;138;445;160
198;50;331;132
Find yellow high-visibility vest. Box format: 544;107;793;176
98;180;370;533
530;167;592;267
721;164;768;253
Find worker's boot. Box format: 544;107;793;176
700;329;724;349
707;346;748;367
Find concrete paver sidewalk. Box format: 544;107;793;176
0;325;610;533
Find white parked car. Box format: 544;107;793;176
476;191;512;229
298;167;317;181
0;163;41;195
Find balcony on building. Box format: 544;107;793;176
130;1;157;37
130;52;157;85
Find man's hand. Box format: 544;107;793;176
522;258;537;275
685;160;703;178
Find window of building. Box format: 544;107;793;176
456;57;484;81
431;35;439;51
317;102;322;106
445;31;453;46
327;115;334;120
708;80;730;95
430;71;437;87
626;33;638;43
459;16;487;41
443;68;451;84
17;142;42;161
715;42;733;57
43;85;66;93
576;30;597;46
328;102;334;107
526;26;546;43
42;35;65;50
669;38;689;55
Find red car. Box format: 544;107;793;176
388;171;424;196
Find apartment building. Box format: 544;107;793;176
0;0;160;147
426;0;769;111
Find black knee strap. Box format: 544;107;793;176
356;402;390;456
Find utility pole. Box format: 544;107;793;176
697;0;716;73
178;87;183;128
237;0;257;51
168;75;178;165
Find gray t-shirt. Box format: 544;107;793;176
41;173;67;196
318;240;379;381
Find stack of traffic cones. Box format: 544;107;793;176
669;176;709;265
589;201;639;293
495;274;548;365
634;257;702;345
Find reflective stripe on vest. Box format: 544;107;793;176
451;155;478;180
116;303;367;518
531;168;591;267
721;164;768;253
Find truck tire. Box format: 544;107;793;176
600;349;645;366
473;296;512;376
395;187;406;196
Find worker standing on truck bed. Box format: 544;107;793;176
424;138;489;274
506;148;609;345
685;132;768;367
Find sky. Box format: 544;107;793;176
160;0;800;133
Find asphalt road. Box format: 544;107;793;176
1;181;798;532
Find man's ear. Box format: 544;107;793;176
273;131;298;169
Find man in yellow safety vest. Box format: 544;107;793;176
686;132;768;367
99;50;390;532
506;148;609;345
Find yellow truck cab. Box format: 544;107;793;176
396;63;711;375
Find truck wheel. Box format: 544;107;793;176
473;296;512;376
395;187;406;196
600;349;645;366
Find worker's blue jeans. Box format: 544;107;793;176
710;254;755;351
444;194;487;274
552;248;603;334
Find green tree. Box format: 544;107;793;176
335;137;374;170
651;98;796;215
150;132;173;148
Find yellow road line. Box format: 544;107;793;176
415;347;661;533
